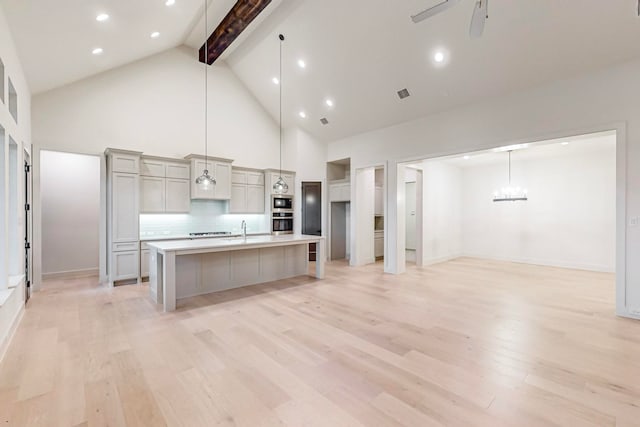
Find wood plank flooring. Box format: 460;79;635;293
1;257;639;426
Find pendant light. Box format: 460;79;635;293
493;150;528;202
195;0;216;188
273;34;289;194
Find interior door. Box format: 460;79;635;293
302;182;322;235
405;182;417;250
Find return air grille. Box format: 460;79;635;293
397;88;411;99
320;118;329;125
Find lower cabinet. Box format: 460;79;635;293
374;232;384;258
112;249;140;281
141;249;150;278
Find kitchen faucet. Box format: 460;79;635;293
241;220;247;239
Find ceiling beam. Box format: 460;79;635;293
199;0;272;65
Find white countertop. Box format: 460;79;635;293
146;234;324;253
140;232;270;242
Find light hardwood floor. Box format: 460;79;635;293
1;257;639;426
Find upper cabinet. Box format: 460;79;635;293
329;181;351;202
110;151;140;174
186;155;233;200
230;168;265;214
139;156;191;214
266;169;295;195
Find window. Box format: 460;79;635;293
0;125;6;287
0;57;4;104
8;77;17;123
9;137;19;276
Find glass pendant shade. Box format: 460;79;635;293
273;176;288;194
195;169;216;187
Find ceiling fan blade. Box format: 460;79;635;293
470;0;488;38
411;0;462;23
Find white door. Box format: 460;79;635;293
405;182;417;250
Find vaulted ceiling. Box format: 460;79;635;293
226;0;640;142
3;0;640;143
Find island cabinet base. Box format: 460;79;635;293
176;245;308;299
148;235;325;312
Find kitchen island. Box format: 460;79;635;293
146;234;325;311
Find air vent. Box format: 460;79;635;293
397;88;410;99
320;118;329;125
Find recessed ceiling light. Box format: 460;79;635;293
96;13;109;22
150;32;160;38
325;99;334;107
561;142;569;146
165;0;175;6
92;47;104;55
299;111;307;118
434;51;445;63
272;77;279;85
463;155;470;160
297;59;306;69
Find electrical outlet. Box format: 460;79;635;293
630;216;640;227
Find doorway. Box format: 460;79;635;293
40;150;101;280
301;182;322;236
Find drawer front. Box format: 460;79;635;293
111;153;140;174
140;159;166;177
113;241;139;252
166;162;190;179
232;171;247;184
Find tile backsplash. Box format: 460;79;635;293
140;200;269;237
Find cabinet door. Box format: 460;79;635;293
213;162;232;200
229;184;247;213
232;171;247;184
247;172;264;186
191;160;215;199
112;173;139;242
140;159;165;177
339;183;351;201
166;162;190;179
140;176;165;213
111;153;139;174
112;250;139;281
141;249;150;277
247;185;265;213
166;179;190;213
374;187;383;216
374;237;384;258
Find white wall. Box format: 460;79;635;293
327;57;640;318
421;162;462;265
40;151;100;276
0;3;31;360
461;142;616;272
32;46;280;167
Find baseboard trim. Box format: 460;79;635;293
0;301;25;363
420;254;463;267
461;253;614;273
42;268;99;281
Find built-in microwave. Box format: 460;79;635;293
272;212;294;235
272;195;293;211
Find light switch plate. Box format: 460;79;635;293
630;216;640;227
